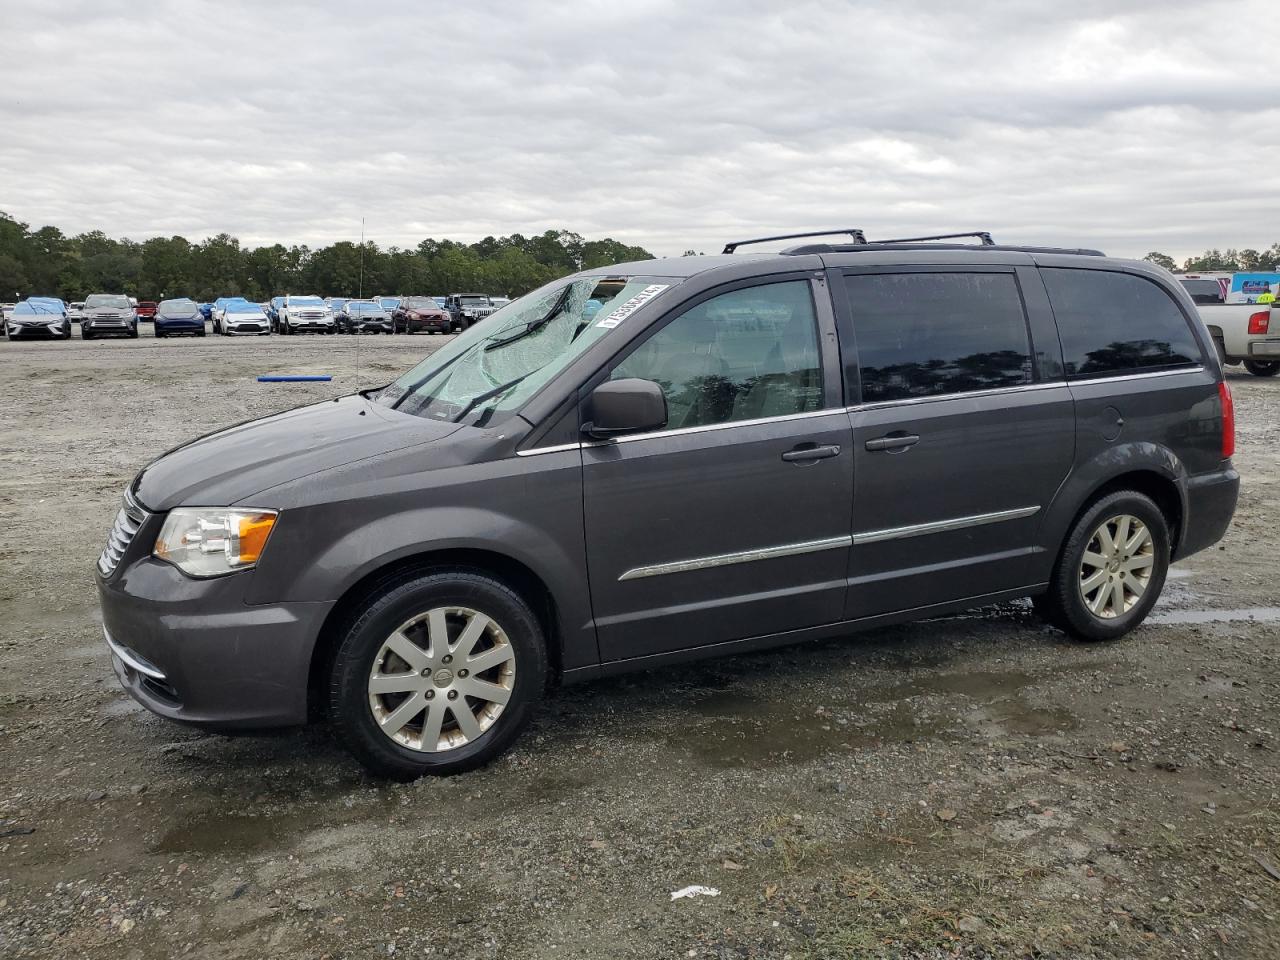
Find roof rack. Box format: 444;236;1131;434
874;231;994;246
723;228;866;254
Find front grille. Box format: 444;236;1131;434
98;488;149;576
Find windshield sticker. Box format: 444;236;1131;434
596;284;669;328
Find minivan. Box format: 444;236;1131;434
96;231;1239;779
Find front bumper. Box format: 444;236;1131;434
225;322;269;335
98;557;333;729
7;322;65;338
156;320;204;333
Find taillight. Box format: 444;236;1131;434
1218;381;1235;459
1248;311;1270;335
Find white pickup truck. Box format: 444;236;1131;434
1178;277;1280;377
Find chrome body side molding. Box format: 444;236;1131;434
852;506;1040;545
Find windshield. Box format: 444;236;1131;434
15;302;48;315
348;302;381;315
290;296;325;306
459;296;489;306
379;297;400;307
402;297;435;309
377;275;675;427
227;300;262;313
159;299;197;314
85;294;128;309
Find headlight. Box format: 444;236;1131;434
153;507;278;577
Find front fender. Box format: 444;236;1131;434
242;444;597;669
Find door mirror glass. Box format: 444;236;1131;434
585;379;667;439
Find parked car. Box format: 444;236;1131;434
326;298;349;322
488;296;512;309
392;296;453;334
197;302;213;322
4;298;72;339
220;299;271;335
431;296;447;309
266;296;286;328
337;299;394;334
377;296;401;314
154;298;207;338
1183;273;1280;376
444;293;497;330
81;293;138;340
68;301;86;322
95;231;1239;779
136;301;158;322
209;297;235;334
278;295;334;335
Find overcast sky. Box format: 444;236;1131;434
2;0;1278;261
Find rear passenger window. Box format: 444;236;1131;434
611;280;823;430
844;272;1033;403
1041;269;1202;378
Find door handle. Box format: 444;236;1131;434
781;443;841;463
865;433;920;452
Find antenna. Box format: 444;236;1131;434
355;217;364;389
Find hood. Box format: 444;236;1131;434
134;393;463;511
87;306;131;316
226;309;266;320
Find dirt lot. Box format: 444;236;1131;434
0;327;1277;959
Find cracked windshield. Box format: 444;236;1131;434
377;276;674;425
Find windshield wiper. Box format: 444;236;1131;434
483;285;573;352
450;372;535;424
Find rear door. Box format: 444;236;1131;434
833;265;1075;617
581;276;854;663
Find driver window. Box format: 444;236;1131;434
611;280;823;430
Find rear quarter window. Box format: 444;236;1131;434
1041;269;1203;378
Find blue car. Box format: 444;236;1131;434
155;298;207;338
197;302;213;321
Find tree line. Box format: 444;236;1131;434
1144;245;1280;274
0;211;655;303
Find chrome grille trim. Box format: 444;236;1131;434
98;488;149;576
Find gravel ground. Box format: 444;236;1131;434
0;325;1277;959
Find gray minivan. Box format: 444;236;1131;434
96;232;1239;778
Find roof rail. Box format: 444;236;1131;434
723;228;866;254
874;231;995;246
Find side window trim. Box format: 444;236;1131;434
833;265;1037;406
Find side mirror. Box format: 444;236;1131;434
583;378;667;439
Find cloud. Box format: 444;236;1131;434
1;0;1277;261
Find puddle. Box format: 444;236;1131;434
681;692;946;769
679;668;1075;768
1147;607;1280;625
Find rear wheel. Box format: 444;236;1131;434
1036;490;1169;641
329;568;547;779
1244;360;1280;377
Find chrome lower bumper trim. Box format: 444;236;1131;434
103;626;167;680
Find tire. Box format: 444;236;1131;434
1244;360;1280;377
329;568;548;779
82;329;93;341
1037;490;1169;642
156;329;166;339
128;325;139;339
198;329;206;337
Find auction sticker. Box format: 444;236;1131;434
596;284;669;328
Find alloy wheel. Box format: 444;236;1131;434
367;606;516;752
1078;514;1155;619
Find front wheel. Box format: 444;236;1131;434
1244;359;1280;377
1036;490;1169;641
329;568;547;779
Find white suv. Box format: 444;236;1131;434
278;295;335;335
